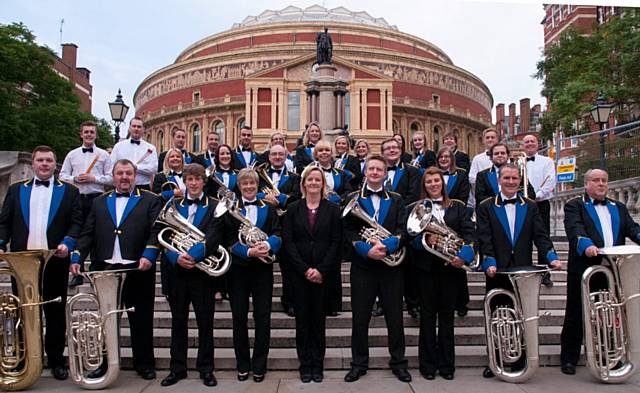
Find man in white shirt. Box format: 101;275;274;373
157;128;199;172
469;127;499;208
110;117;157;190
60;120;113;286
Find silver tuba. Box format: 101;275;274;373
66;268;135;389
406;200;477;271
156;201;230;277
214;193;275;264
342;196;405;267
581;245;640;383
484;265;550;383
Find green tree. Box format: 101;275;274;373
535;8;640;140
0;22;113;158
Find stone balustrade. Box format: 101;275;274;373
0;151;33;208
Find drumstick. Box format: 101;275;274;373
137;148;153;165
84;155;99;174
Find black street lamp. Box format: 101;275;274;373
590;93;614;170
109;89;130;143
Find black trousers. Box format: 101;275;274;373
454;268;469;310
42;256;70;367
403;250;419;310
78;193;101;272
417;267;457;375
350;263;407;370
279;261;294;310
169;267;215;374
291;273;327;373
159;255;173;298
91;261;156;371
536;200;551;265
560;269;608;365
228;263;273;375
324;263;342;313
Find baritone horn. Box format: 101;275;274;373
0;249;58;391
484;265;550;383
66;268;135;389
581;245;640;383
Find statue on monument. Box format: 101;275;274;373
316;27;333;65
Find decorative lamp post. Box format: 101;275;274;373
109;89;130;143
589;93;614;170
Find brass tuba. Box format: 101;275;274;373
156;202;231;277
581;245;640;383
255;163;285;216
66;268;135;389
484;265;550;383
0;250;58;391
342;196;405;267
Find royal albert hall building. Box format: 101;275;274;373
134;5;493;155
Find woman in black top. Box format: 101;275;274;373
294;122;322;173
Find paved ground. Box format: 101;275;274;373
26;367;640;393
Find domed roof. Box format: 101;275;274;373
232;4;398;31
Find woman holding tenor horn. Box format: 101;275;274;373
294;122;323;173
205;144;240;200
406;166;475;380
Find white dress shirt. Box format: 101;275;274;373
322;166;335;190
107;195;136;264
187;192;204;224
365;186;383;221
386;161;400;187
500;192;517;242
469;151;493;185
242;198;258;225
241;149;252;166
526;153;556;201
110;138;158;185
431;199;445;222
270;166;283;184
27;177;54;250
60;145;113;194
594;202;614;247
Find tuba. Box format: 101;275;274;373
156;202;231;277
484;265;550;383
214;193;275;264
66;268;135;389
406;200;477;271
342;196;405;267
255;163;285;216
581;245;640;383
0;250;58;391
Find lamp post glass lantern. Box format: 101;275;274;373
109;89;130;143
590;93;614;170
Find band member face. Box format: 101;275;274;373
412;133;425;151
443;135;457;150
365;159;387;187
173;130;186;149
239;128;252;148
438;151;452;170
393;134;404;150
381;140;401;164
499;167;520;198
315;145;333;166
308;125;321;144
128;119;145;140
335;137;349;155
80;126;97;147
355;141;369;158
483;130;498;150
239;178;258;201
271;133;285;147
167;150;183;171
207;133;219;152
303;169;324;196
218;146;232;168
113;162;136;193
585;169;609;200
424;173;444;199
491;145;509;167
32;151;56;180
522;135;539;157
185;174;205;197
269;145;286;169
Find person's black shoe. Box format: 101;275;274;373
392;368;412;383
87;364;107;379
137;368;156;380
160;371;187;386
69;275;84;288
482;367;494;378
423;372;436;380
253;373;265;383
237;371;249;381
51;365;69;380
312;371;323;382
561;362;576;375
408;307;420;319
542;272;553;288
440;372;454;380
371;304;383;317
456;306;468;317
201;372;217;386
327;311;339;317
300;372;312;383
344;368;367;382
286;307;295;317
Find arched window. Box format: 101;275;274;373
466;132;473;154
191;123;201;152
157;129;164;151
392;120;399;133
212;120;224;143
410;121;421;132
433;125;441;151
237;118;246;131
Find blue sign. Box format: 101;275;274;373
557;173;575;182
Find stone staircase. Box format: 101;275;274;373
2;242;573;370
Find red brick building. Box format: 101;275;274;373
52;43;92;113
134;5;493;155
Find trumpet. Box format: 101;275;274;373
255;163;285;216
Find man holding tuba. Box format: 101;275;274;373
560;168;640;376
0;145;83;381
477;163;561;379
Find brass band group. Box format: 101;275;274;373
0;118;639;390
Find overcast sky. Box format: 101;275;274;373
3;0;639;130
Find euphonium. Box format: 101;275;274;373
581;245;640;383
207;171;235;201
342;196;405;267
156;202;231;277
0;249;57;391
213;193;275;264
406;200;477;271
66;268;135;389
484;265;550;383
255;163;285;216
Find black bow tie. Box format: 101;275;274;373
186;198;200;206
241;147;252;152
431;200;442;205
502;198;517;205
364;189;384;198
307;143;315;148
243;200;259;206
526;156;535;162
387;165;398;171
442;171;451;176
82;147;94;153
130;139;141;145
169;171;182;178
218;168;233;174
322;167;333;173
115;192;130;198
269;168;283;176
593;199;607;206
35;179;50;187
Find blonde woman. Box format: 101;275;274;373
294;122;322;173
312;140;353;205
152;147;186;202
334;135;360;186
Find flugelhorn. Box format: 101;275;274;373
255;163;285;216
581;245;640;383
